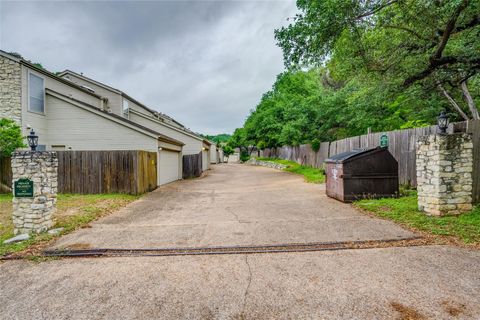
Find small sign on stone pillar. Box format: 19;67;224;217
11;151;58;234
416;134;473;216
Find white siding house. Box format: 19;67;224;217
210;143;221;164
0;51;184;186
57;70;207;158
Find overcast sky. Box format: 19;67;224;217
0;0;297;135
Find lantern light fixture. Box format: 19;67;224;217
437;111;449;135
27;129;39;151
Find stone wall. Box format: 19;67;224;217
0;55;22;124
11;151;58;234
246;158;288;170
416;134;473;216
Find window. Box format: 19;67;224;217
122;99;129;118
29;73;45;113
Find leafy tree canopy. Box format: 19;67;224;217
222;145;234;157
0;118;25;157
229;1;480;150
203;134;231;145
275;0;480;120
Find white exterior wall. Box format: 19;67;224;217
129;102;154;117
210;145;218;164
229;153;240;163
218;149;224;163
129;112;203;155
45;95;158;151
20;65;103;143
202;150;209;172
60;73;123;115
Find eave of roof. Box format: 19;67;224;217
57;70;205;141
58;69;122;94
58;70;189;130
46;89;184;146
0;50;104;100
129;109;204;142
59;70;171;120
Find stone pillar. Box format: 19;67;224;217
416;134;473;216
0;55;22;124
11;151;58;234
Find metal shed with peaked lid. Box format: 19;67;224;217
324;147;399;202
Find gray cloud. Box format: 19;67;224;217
0;0;297;134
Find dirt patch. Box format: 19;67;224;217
441;300;466;317
391;302;427;320
0;198;13;236
63;243;92;250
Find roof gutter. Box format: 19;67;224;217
0;52;106;100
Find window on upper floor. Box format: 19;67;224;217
28;73;45;114
122;99;129;118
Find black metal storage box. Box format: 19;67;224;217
324;147;399;202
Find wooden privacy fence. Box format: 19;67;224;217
262;121;477;191
57;150;157;195
0;156;12;193
183;152;202;179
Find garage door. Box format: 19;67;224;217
202;150;209;172
159;150;180;185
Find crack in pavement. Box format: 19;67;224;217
241;254;253;317
226;206;242;223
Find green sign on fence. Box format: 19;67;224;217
380;134;389;148
14;178;34;198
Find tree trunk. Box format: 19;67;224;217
461;80;480;120
437;82;469;120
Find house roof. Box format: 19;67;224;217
0;50;105;101
46;89;184;147
59;70;209;140
128;109;205;142
58;69;186;128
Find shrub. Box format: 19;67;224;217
311;139;321;152
240;151;250;162
0;118;25;157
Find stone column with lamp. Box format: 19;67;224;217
416;112;474;216
11;129;58;234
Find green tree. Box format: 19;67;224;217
222;145;234;160
228;128;250;153
203;134;231;144
0;118;25;157
275;0;480;119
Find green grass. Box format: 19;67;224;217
257;157;325;183
0;193;139;256
355;192;480;245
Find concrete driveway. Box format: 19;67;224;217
51;163;415;249
2;164;480;319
